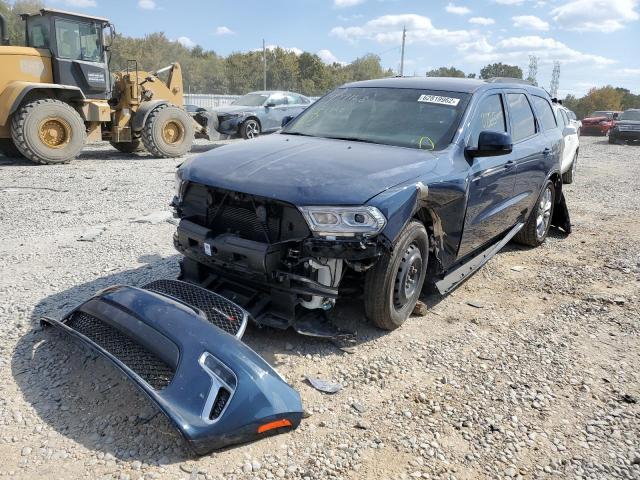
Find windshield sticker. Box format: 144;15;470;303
418;95;460;106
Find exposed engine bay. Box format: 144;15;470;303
172;183;385;335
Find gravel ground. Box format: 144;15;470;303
0;136;638;480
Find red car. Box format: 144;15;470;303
581;110;621;136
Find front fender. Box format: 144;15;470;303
131;100;169;132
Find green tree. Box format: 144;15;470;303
426;66;466;78
479;62;523;80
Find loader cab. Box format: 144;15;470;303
22;8;112;99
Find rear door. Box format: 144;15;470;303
505;92;551;219
457;91;519;258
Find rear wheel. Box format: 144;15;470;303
141;105;194;157
110;139;145;154
240;118;260;139
11;98;86;165
0;138;24;158
562;152;578;184
514;180;555;247
364;221;428;330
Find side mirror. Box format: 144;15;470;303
563;125;577;136
466;131;513;158
281;115;295;127
265;102;276;108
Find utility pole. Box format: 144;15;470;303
549;61;560;98
399;26;406;77
527;55;538;86
262;39;267;90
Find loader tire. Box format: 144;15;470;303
141;105;194;158
0;138;24;158
110;139;145;154
10;98;86;165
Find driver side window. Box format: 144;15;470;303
469;94;506;147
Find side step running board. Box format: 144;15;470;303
436;222;524;295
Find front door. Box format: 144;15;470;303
458;92;518;259
263;93;289;131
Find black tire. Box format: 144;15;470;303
0;138;24;158
141;105;194;157
240;118;261;139
10;98;86;165
562;152;577;184
364;220;429;330
608;136;616;144
514;180;555;247
110;139;145;154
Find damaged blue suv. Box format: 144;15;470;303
173;77;570;332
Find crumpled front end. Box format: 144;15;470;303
42;280;303;455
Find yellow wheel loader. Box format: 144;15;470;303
0;8;210;164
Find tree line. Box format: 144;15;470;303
3;0;638;108
0;0;392;96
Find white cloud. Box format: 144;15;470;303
619;68;640;76
176;36;196;49
551;0;639;32
512;15;549;30
316;49;346;65
138;0;155;9
215;26;235;35
330;14;473;46
494;0;525;4
467;35;615;67
334;0;365;7
445;3;471;15
469;17;495;25
57;0;97;7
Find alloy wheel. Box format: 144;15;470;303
535;186;553;240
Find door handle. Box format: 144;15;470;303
543;148;551;155
504;160;516;169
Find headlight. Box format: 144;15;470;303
299;206;386;237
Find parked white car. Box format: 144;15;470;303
554;104;580;184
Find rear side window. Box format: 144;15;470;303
27;18;50;49
560;109;570;127
469;94;506;147
532;96;557;131
507;93;536;142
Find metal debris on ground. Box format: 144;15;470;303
305;375;343;394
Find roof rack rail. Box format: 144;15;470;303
486;77;535;85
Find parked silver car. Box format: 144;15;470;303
213;91;312;139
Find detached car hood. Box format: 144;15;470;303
181;134;439;205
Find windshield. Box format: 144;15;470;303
590;111;613;118
283;87;470;150
619;110;640;121
232;93;268;107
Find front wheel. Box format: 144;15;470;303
364;221;429;330
513;180;555;247
240;118;261;139
142;105;194;158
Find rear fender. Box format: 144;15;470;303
41;281;303;455
0;81;85;126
